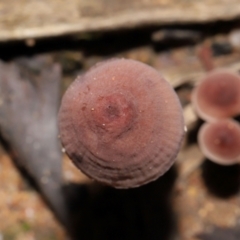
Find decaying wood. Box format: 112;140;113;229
0;56;68;226
0;0;240;41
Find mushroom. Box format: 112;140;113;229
58;58;185;188
192;69;240;122
197;43;215;71
198;119;240;165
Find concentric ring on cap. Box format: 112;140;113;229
192;70;240;122
58;58;185;188
198;119;240;165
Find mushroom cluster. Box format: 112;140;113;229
58;58;185;188
192;69;240;165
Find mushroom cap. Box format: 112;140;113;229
192;70;240;122
198;119;240;165
58;58;185;188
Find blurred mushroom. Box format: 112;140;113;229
58;58;185;188
198;119;240;165
192;70;240;122
197;43;215;71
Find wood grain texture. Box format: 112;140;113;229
0;0;240;41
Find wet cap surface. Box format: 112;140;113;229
58;58;185;188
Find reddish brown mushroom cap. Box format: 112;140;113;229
192;70;240;122
198;119;240;165
58;58;185;188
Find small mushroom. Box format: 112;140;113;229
198;119;240;165
58;58;185;188
192;70;240;122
